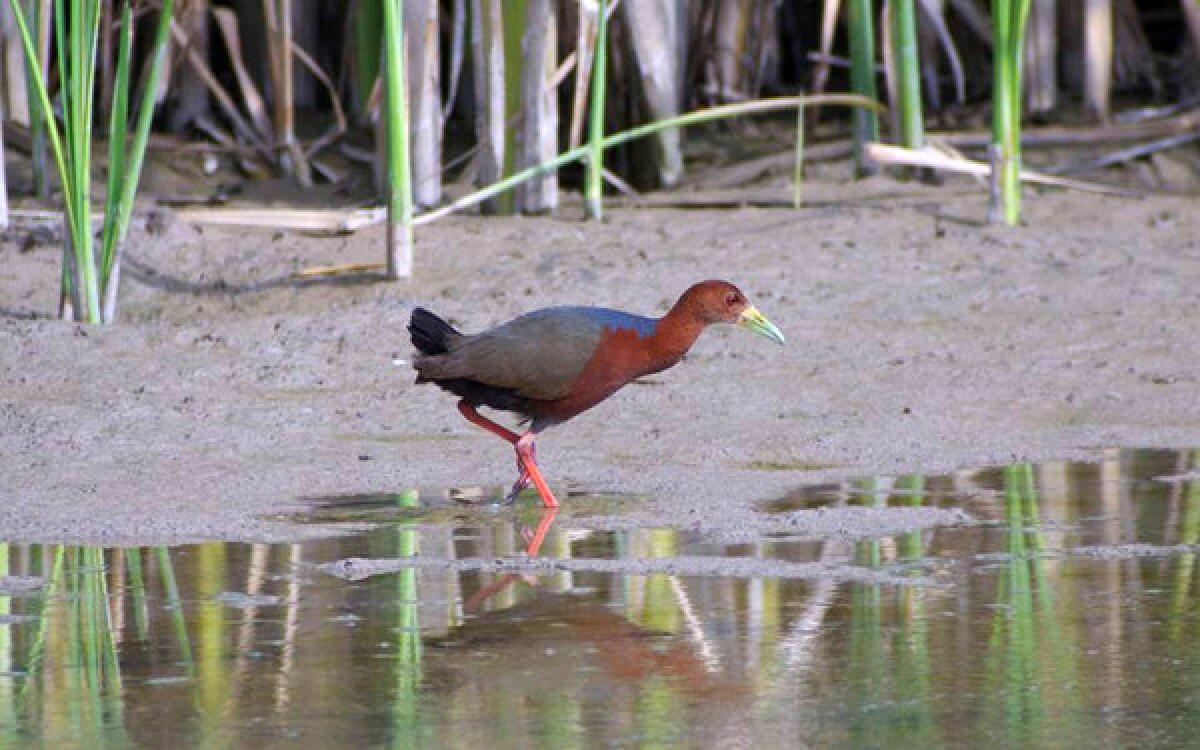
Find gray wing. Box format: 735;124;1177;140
437;308;612;400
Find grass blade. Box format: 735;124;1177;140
102;0;174;323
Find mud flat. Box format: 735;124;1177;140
2;180;1198;544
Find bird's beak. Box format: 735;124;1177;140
738;305;786;346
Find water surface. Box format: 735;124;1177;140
2;448;1199;748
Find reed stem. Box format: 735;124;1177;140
992;0;1031;224
888;0;924;149
793;100;805;208
584;0;608;219
847;0;880;174
382;0;413;277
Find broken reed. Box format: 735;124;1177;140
417;95;883;225
993;0;1032;224
8;0;173;323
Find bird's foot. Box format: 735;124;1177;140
504;474;531;505
515;433;559;509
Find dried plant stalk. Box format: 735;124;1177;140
622;0;684;187
406;0;441;207
518;0;557;213
470;0;505;214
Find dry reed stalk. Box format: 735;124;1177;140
29;0;51;199
713;0;751;101
0;95;6;229
1113;0;1155;92
518;0;557;213
168;0;212;132
0;2;27;124
1184;0;1200;57
622;0;684;187
917;0;966;105
470;0;505;214
1084;0;1112;120
406;0;442;207
443;0;466;122
567;0;597;149
882;0;900;138
207;11;272;146
1026;0;1057;114
864;142;1139;195
263;0;311;184
810;0;843;121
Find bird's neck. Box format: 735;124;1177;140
649;306;707;361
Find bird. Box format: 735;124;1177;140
407;280;785;508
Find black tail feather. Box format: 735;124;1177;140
408;307;460;356
407;307;531;415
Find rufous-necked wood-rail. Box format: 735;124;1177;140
408;280;785;508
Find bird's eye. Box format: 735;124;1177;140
725;293;740;307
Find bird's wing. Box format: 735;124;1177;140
445;308;606;400
440;307;654;400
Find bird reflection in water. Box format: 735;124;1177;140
441;509;740;694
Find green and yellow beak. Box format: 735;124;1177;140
738;305;786;346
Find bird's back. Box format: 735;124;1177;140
413;305;658;402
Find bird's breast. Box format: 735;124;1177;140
526;326;679;422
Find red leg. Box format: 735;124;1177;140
457;400;556;507
457;400;519;444
520;508;557;555
505;441;536;503
464;509;558;612
516;432;558;509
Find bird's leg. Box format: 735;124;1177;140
456;400;519;444
456;400;555;507
504;441;539;503
515;431;558;509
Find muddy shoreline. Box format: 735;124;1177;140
2;179;1198;545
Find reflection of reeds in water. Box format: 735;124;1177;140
981;463;1082;746
0;544;13;739
8;452;1200;746
14;547;128;746
393;489;422;749
1169;452;1200;641
846;475;936;746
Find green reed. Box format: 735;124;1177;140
992;0;1032;223
846;0;880;174
382;0;414;277
888;0;924;150
8;0;173;323
584;0;609;219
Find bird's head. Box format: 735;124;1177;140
679;280;786;346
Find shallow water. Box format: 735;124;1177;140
1;448;1199;748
